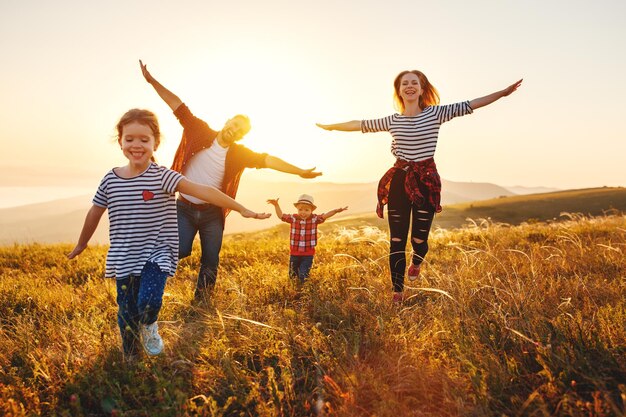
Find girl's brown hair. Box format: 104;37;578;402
393;70;440;113
116;109;161;162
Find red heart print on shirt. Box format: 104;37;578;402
142;190;155;201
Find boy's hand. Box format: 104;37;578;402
336;206;348;213
266;198;279;206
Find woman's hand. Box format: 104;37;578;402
502;79;523;97
316;123;333;131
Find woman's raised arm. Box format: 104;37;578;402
469;79;523;110
316;120;362;132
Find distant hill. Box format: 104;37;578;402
1;181;621;245
323;187;626;232
502;185;560;195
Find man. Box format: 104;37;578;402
140;60;322;303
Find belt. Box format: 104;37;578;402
178;195;216;211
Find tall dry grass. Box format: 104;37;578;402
0;214;624;416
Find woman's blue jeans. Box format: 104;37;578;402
116;261;167;356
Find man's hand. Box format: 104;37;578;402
299;168;322;179
139;59;155;84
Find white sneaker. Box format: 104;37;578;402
140;322;164;356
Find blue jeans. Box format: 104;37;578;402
116;261;168;356
289;255;314;284
177;200;224;295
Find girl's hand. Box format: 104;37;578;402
266;198;279;206
67;244;87;259
502;79;523;97
241;209;271;219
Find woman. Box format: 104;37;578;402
317;70;522;303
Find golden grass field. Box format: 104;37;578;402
1;210;625;416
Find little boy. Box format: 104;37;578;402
267;194;348;283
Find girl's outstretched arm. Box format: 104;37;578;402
316;121;362;132
266;198;283;218
469;79;523;110
140;60;184;112
178;179;270;219
67;205;106;259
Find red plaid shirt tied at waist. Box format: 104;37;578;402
376;157;442;219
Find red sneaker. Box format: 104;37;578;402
407;264;421;281
392;292;404;303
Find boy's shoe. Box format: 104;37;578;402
407;263;421;281
392;292;404;304
140;322;164;356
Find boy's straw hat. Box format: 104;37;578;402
294;194;316;210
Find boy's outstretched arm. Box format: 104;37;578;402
321;206;348;220
67;205;106;259
267;198;284;218
140;60;184;112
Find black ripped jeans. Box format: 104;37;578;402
387;169;435;292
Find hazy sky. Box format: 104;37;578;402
1;0;625;194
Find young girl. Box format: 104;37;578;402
68;109;270;358
317;71;522;303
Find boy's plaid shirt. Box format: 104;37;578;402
281;213;326;255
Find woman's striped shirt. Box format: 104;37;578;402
93;163;183;279
361;101;473;162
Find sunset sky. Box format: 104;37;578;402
1;0;625;207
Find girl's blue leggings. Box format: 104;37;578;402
115;261;167;356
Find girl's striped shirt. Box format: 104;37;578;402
93;163;184;279
361;101;473;162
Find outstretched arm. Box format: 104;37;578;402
178;179;270;219
316;121;361;132
266;198;284;218
321;206;348;220
139;60;183;112
67;205;106;259
264;155;322;179
469;79;523;110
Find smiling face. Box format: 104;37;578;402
296;203;314;220
220;115;251;145
399;72;422;107
119;121;157;170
